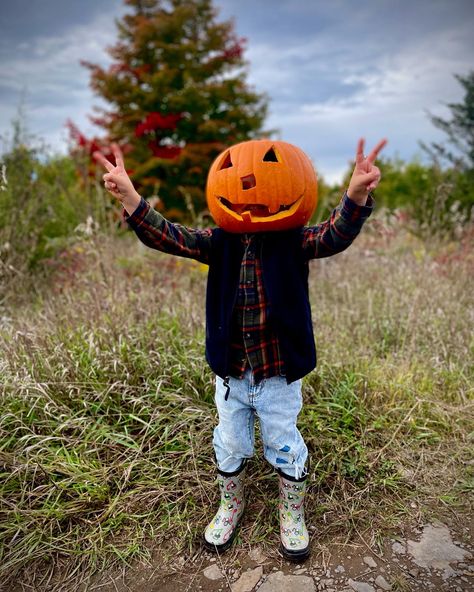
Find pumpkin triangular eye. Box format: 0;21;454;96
263;146;280;162
219;151;233;169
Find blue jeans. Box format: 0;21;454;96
212;370;308;479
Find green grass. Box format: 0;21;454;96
0;224;472;591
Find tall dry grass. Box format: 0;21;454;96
0;216;472;591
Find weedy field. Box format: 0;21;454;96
0;215;472;591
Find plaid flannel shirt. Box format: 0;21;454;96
124;191;374;382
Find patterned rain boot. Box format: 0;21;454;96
278;469;310;562
203;461;246;553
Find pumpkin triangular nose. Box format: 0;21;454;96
241;174;256;190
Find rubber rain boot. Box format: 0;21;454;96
278;469;310;562
203;461;246;553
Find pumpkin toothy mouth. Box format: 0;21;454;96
217;195;303;221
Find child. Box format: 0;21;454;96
94;136;386;562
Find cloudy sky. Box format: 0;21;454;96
0;0;473;183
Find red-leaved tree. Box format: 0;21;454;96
70;0;269;221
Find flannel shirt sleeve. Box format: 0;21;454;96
123;196;213;264
301;191;374;260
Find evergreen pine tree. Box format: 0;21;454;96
421;71;474;172
79;0;269;221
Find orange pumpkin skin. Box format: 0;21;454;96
206;139;318;233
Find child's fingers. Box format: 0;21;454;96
105;177;117;186
358;170;379;185
104;172;117;182
355;138;365;164
105;185;122;200
367;166;381;189
367;138;388;164
93;151;114;172
111;142;125;170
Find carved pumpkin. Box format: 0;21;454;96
206;139;318;233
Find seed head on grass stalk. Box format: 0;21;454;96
0;223;472;590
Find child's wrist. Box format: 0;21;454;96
346;188;369;206
122;192;142;216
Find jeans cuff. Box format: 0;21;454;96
276;463;309;482
217;458;247;477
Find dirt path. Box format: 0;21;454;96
86;516;473;592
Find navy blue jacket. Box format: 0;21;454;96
124;192;374;384
205;228;316;384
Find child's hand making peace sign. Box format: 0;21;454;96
93;143;141;215
347;137;387;205
93;137;387;215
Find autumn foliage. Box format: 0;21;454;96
68;0;268;221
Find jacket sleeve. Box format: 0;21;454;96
301;191;374;260
123;196;213;264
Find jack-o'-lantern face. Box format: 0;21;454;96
206;139;318;233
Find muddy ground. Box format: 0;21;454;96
81;514;473;592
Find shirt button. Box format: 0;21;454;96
245;333;251;338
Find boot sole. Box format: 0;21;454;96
202;511;245;554
279;543;310;563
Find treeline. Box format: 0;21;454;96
0;113;472;281
0;0;472;298
317;155;473;241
